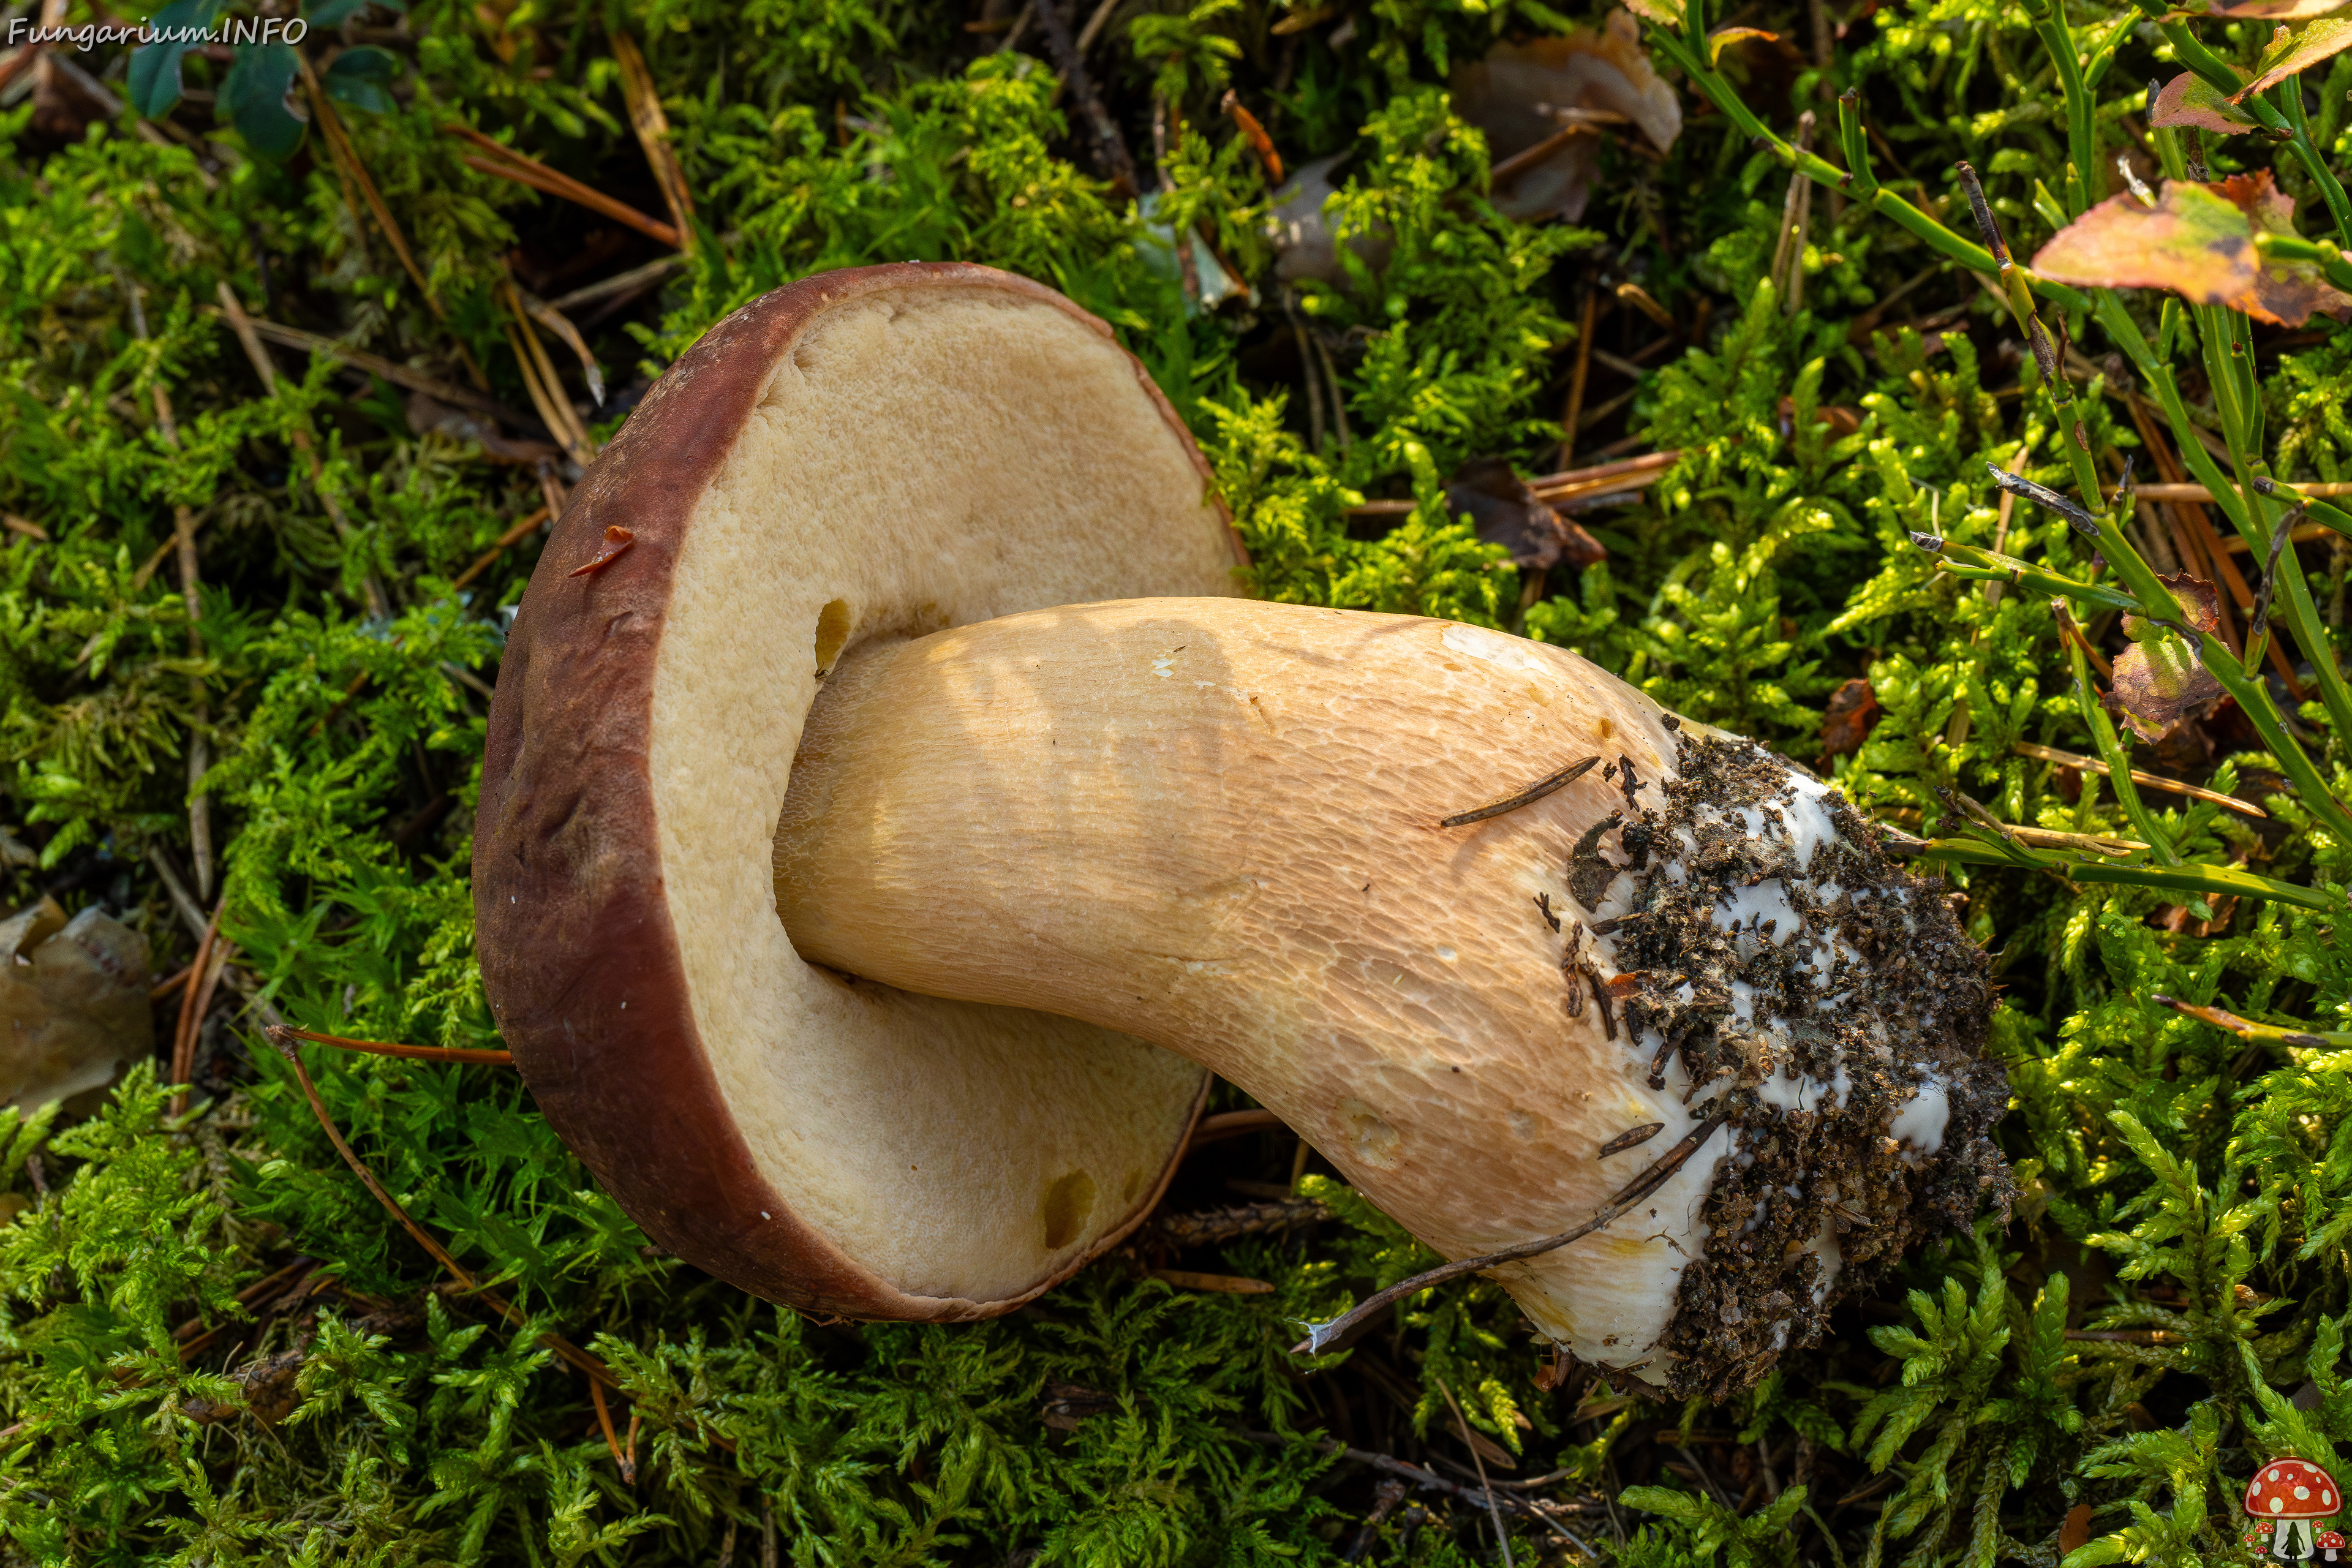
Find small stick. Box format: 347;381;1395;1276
612;33;698;249
1233;1433;1599;1526
1035;0;1137;191
591;1377;631;1475
1644;1034;1676;1090
1434;1376;1515;1568
445;123;682;248
1439;756;1599;828
2013;741;2267;817
1599;1122;1664;1157
451;505;554;592
267;1032;619;1388
624;1408;640;1484
1289;1112;1728;1354
266;1023;514;1066
2150;991;2350;1047
1558;288;1600;470
169;897;226;1117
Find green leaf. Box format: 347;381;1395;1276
323;45;398;115
220;41;307;161
125;0;222;119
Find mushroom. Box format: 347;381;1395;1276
476;264;2011;1396
2318;1528;2345;1562
2245;1459;2340;1560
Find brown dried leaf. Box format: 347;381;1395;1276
2029;172;2352;328
0;897;151;1114
2149;71;2258;134
1450;10;1681;223
2207;0;2349;17
1819;677;1881;759
2108;573;2226;742
2238;17;2352;100
1447;457;1606;570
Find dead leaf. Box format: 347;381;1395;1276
2149;71;2259;135
2030;172;2352;328
1820;677;1881;759
1265;154;1392;286
1447;457;1606;570
185;1350;307;1427
0;898;151;1115
1450;10;1681;223
1618;0;1683;24
2059;1503;2095;1554
2107;572;2226;741
2237;17;2352;100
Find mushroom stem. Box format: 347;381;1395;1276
777;598;1720;1370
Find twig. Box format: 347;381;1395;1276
1186;1107;1286;1147
146;847;209;944
1438;756;1599;828
1233;1433;1599;1525
266;1031;618;1389
1150;1268;1275;1294
1434;1376;1515;1568
1558;287;1600;471
612;32;697;249
265;1023;514;1066
216;311;539;431
2012;742;2267;817
215;284;390;619
2150;992;2352;1047
546;254;688;314
451;505;554;592
169;897;227;1116
444;123;682;249
1035;0;1137;191
1289;1112;1728;1354
591;1376;632;1477
1490;119;1605;187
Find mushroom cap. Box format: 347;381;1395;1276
473;264;1246;1319
2321;1530;2346;1547
2246;1459;2340;1518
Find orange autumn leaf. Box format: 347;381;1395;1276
2237;17;2352;100
2030;172;2352;328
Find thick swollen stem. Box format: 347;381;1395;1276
773;598;2010;1393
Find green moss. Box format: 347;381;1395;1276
3;0;2351;1562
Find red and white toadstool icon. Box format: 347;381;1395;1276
2244;1459;2339;1560
2315;1528;2345;1562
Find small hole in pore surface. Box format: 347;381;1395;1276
813;599;853;674
1041;1169;1096;1250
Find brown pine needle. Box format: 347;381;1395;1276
1289;1112;1727;1354
444;123;682;248
451;505;554;592
266;1024;514;1066
170;896;226;1114
267;1031;620;1389
1434;1376;1515;1568
1439;756;1600;828
590;1376;631;1476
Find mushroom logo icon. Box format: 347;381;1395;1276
2243;1459;2340;1561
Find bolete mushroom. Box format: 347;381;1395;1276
477;263;2010;1397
